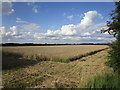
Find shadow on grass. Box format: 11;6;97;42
2;51;47;70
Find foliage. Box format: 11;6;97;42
106;40;120;73
102;1;120;73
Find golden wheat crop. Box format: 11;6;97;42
2;45;108;60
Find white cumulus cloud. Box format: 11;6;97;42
43;11;103;37
1;23;41;43
1;10;115;43
33;10;114;43
80;11;103;26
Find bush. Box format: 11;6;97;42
106;37;120;73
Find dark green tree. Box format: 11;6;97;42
102;1;120;73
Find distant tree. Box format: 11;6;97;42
102;1;120;73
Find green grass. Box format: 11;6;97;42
52;59;70;63
81;72;120;88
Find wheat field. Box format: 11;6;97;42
2;45;108;60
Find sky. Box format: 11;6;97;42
0;2;116;44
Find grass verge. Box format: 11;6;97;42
81;72;120;88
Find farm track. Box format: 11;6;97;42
2;48;113;88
